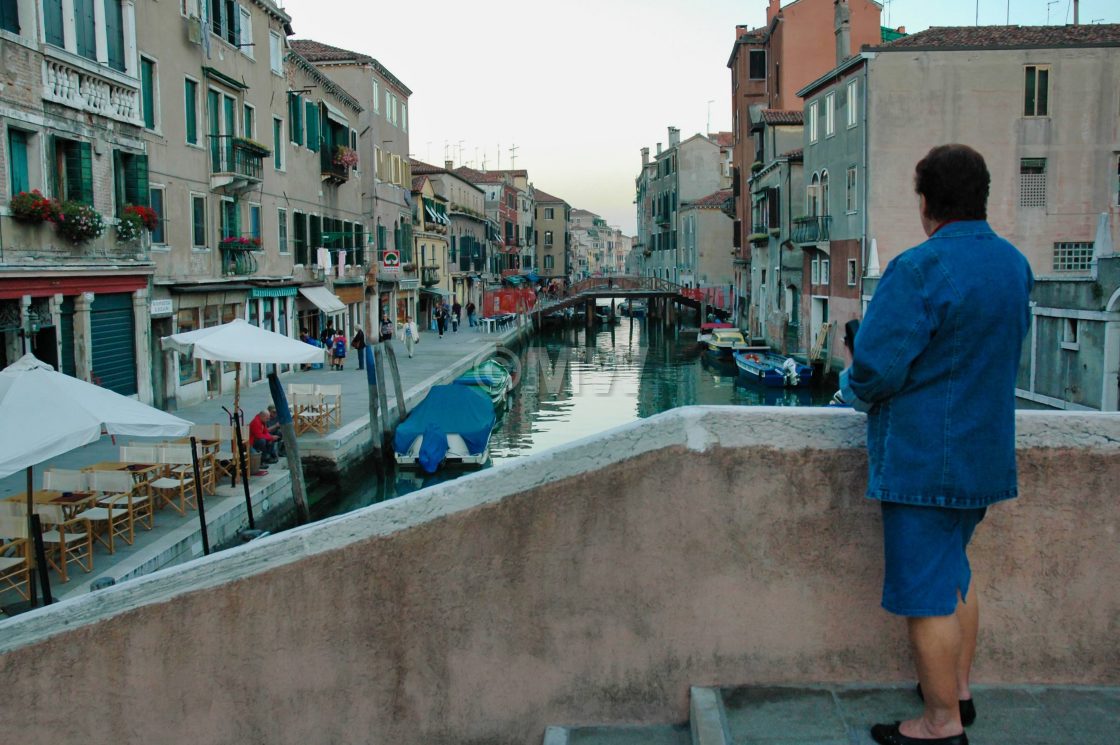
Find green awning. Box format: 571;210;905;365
249;286;298;298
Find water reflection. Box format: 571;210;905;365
320;312;832;516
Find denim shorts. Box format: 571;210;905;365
880;502;987;617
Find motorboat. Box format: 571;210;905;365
455;358;513;407
734;351;815;388
394;385;496;473
704;328;752;359
696;322;734;346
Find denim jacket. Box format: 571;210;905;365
840;221;1033;508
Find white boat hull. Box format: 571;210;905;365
395;433;491;468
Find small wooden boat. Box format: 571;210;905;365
394;385;496;473
455;359;512;406
696;322;734;347
619;300;647;318
734;351;815;388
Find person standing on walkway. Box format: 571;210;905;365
351;327;366;370
435;302;448;338
379;315;394;343
399;314;418;358
452;299;462;332
466;301;477;327
320;323;334;348
331;330;347;371
840;144;1032;745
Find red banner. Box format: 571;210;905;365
483;288;537;316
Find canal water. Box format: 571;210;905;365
316;309;834;518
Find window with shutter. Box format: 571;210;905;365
7;128;29;195
292;210;306;264
149;187;165;244
73;0;96;60
0;0;19;34
61;140;93;204
238;5;251;56
288;93;303;144
272;117;283;170
191;194;207;247
43;0;63;46
277;208;287;254
184;79;198;144
305;101;320;152
269;31;282;74
140;58;156;129
309;214;321;251
105;0;125;71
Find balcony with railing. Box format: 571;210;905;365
220;235;262;276
209;136;269;195
791;215;831;245
42;46;143;126
321;147;352;186
421;264;441;287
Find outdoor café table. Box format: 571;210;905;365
3;489;96;519
481;317;498;334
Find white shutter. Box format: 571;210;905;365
239;6;253;57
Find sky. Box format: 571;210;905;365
281;0;1120;235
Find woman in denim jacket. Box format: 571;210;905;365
840;145;1033;745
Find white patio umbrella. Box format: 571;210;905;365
161;318;325;416
0;354;191;481
0;353;191;603
161;318;325;524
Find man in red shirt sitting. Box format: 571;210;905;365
249;409;279;464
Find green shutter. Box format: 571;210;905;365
272;118;282;168
140;58;155;128
112;151;124;213
104;0;125;72
7;129;28;195
128;154;149;207
288;93;302;144
184;80;197;144
0;0;20;34
74;0;96;60
305;100;320;152
65;141;93;204
309;214;321;249
43;0;62;46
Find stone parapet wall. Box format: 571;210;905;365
1;408;1117;744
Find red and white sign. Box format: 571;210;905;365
380;249;401;276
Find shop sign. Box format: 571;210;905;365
380;249;401;276
150;299;174;317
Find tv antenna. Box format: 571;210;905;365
509;144;519;170
707;100;715;135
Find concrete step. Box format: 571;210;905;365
719;684;1120;745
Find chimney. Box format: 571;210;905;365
641;147;650;166
668;126;680;148
767;0;780;24
445;160;454;170
835;0;851;65
656;142;662;156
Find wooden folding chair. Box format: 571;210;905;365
35;504;93;583
74;470;145;552
148;446;198;516
292;390;328;435
208;424;240;486
316;384;343;429
0;516;31;602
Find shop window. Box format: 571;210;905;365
177;308;202;384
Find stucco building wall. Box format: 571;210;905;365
1;408;1117;745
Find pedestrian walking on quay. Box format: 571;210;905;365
840;144;1033;745
399;314;419;358
452;299;462;332
320;323;335;348
466;301;477;327
331;330;347;371
351;327;366;370
434;302;448;338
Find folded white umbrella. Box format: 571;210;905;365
0;354;191;480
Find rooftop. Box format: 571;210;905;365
684;189;733;209
708;131;734;148
759;109;803;126
452;166;507;185
533;188;567;205
869;23;1120;51
289;39;412;95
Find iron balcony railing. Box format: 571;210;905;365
421;264;440;286
791;215;831;244
208;135;267;181
320;148;350;185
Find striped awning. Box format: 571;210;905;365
249;286;298;298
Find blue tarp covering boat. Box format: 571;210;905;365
734;351;814;388
393;385;496;473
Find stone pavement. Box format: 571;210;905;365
0;320;522;607
560;684;1120;745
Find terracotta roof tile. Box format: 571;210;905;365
290;39;370;64
411;175;427;192
760;109;803;125
685;189;734;209
410;158;443;175
533;188;566;204
452;166;507;185
873;24;1120;51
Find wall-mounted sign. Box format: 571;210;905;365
150;299;174;317
380;249;401;276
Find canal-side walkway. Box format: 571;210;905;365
0;322;528;608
